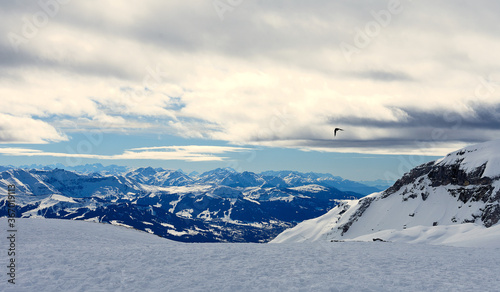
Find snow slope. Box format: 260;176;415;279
273;140;500;246
2;218;500;291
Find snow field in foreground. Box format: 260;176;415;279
1;218;500;291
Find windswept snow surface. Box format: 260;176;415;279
2;219;500;291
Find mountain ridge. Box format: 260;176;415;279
0;166;367;242
272;140;500;246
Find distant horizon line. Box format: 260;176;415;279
0;163;394;183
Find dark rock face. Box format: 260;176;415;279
384;161;434;197
381;155;500;228
428;162;490;187
385;161;492;197
448;185;496;204
482;204;500;227
338;197;375;235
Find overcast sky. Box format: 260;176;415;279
0;0;499;180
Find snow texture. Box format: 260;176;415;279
2;218;500;291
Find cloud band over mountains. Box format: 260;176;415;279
0;145;251;162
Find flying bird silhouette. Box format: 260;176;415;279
334;128;344;137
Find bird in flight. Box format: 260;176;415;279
334;128;343;137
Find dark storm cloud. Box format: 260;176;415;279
463;103;500;129
401;106;500;131
327;103;500;130
319;103;500;151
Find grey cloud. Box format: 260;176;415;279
326;103;500;130
356;70;414;82
3;0;499;81
0;43;36;67
5;1;364;69
0;46;137;80
402;106;500;131
249;134;470;154
294;104;500;151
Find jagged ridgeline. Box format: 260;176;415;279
0;167;375;242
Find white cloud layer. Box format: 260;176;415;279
0;114;67;143
1;0;499;154
0;145;250;162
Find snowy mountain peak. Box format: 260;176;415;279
435;139;500;178
131;166;162;175
273;140;500;246
200;167;237;177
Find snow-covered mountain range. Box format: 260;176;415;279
273;140;500;247
0;166;374;242
7;164;389;194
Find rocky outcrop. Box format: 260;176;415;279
338;197;375;235
381;147;500;228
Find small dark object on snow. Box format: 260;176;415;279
372;238;387;242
